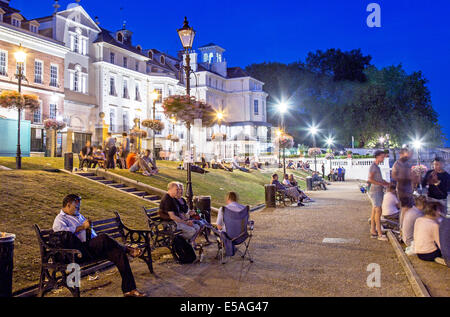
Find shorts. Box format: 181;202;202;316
368;191;384;208
398;194;414;208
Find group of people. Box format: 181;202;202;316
367;149;449;267
271;173;314;206
51;187;250;297
327;166;346;182
284;160;311;172
79;133;160;177
190;155;264;174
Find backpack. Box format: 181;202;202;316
171;235;196;264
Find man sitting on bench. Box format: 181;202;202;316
271;173;304;206
79;140;94;168
159;182;201;244
52;194;145;297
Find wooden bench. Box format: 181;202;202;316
275;190;295;206
142;207;183;261
34;211;153;297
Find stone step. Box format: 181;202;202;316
130;191;147;197
120;187;138;192
98;180;114;185
108;183;126;188
76;172;96;177
143;195;160;201
87;176;105;181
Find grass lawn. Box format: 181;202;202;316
109;160;310;208
0;169;155;293
0;156;79;170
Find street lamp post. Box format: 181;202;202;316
14;45;26;169
150;90;159;165
326;136;334;177
178;17;196;210
310;125;318;172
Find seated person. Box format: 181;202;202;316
116;144;126;169
232;156;249;172
79;140;94;168
287;160;295;169
244;157;250;168
53;194;144;297
210;158;218;169
414;202;446;265
218;159;233;172
382;184;400;223
92;146;106;168
159;182;201;243
216;192;246;233
289;174;313;202
201;154;210;169
328;169;334;181
129;149;158;176
249;156;260;170
126;151;137;170
174;183;209;246
271;173;304;206
401;195;426;247
312;172;327;190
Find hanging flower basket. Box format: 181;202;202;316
0;90;40;111
212;133;226;141
130;128;148;138
325;152;335;159
308;147;322;157
166;134;180;142
44;118;66;130
411;165;427;175
141;119;165;131
162;95;216;127
276;134;294;149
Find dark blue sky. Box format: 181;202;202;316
14;0;450;146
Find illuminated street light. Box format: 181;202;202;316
277;102;288;114
14;44;27;169
325;137;334;148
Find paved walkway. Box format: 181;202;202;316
53;181;416;297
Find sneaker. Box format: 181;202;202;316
434;257;446;266
370;233;378;239
297;202;305;207
405;246;415;256
377;235;388;241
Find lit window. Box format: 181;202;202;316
123;79;129;99
123;111;129;132
155;88;162;103
0;51;7;76
50;65;58;87
49;104;57;120
33;105;42;123
109;108;115;132
34;60;43;84
73;71;79;91
110;77;116;96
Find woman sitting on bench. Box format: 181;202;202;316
271;173;304;206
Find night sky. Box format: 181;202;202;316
14;0;450;146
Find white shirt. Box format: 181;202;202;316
414;217;440;254
52;210;97;243
401;206;424;247
382;192;400;216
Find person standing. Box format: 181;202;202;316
337;166;343;182
342;167;346;182
392;148;414;226
422;157;450;216
122;133;130;169
368;150;390;241
104;133;116;169
321;163;325;179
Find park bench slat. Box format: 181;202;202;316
96;227;121;236
93;222;120;232
92;218;117;226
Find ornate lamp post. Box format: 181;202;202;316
150;90;160;164
216;111;224;160
178;17;196;210
325;136;334;175
309;125;319;172
14;45;26;169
